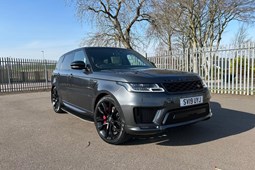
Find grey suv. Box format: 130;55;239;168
51;47;212;144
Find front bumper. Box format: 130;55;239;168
125;107;212;135
113;87;212;135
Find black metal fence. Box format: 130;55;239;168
0;57;57;93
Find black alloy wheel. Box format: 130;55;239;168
94;95;130;144
51;87;64;113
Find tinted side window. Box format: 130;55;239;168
61;52;74;70
127;54;146;66
56;56;64;69
73;50;87;64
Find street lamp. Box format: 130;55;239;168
41;50;44;60
41;51;47;86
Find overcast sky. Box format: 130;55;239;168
0;0;254;60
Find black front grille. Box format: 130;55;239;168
164;104;209;125
162;80;203;93
134;107;158;124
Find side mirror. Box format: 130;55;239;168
71;61;85;70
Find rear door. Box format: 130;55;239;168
58;52;74;104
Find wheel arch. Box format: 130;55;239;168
93;91;126;122
93;91;120;110
93;92;109;111
51;85;55;92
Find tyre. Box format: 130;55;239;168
51;87;65;113
94;95;130;144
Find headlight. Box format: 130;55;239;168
117;82;165;92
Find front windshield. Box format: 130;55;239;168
85;48;154;71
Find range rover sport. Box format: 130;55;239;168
51;47;212;144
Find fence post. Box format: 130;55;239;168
44;59;48;87
251;42;254;95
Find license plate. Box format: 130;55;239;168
180;96;203;107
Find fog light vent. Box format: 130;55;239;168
134;107;158;124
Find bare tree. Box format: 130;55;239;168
147;0;177;52
151;0;255;48
75;0;152;49
150;0;255;72
233;24;252;46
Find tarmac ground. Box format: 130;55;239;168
0;92;254;170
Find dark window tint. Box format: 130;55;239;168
61;52;74;70
73;50;87;64
127;54;146;66
56;56;64;69
86;48;154;70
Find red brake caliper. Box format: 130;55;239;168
103;115;107;124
